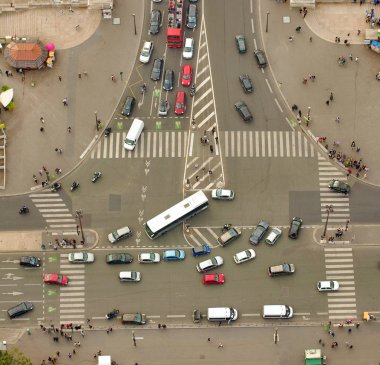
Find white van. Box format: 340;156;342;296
124;118;144;151
207;307;238;322
262;305;293;319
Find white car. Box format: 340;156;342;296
182;37;194;60
138;252;160;263
119;271;141;282
68;252;95;263
317;280;339;292
139;41;153;63
196;256;224;273
211;189;235;200
108;226;132;244
233;249;256;264
265;227;282;245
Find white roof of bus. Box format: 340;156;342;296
146;191;208;232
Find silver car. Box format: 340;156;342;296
138;253;160;263
233;249;256;264
211;189;235;200
119;271;141;282
68;252;95;263
196;256;223;273
265;227;282;245
108;226;132;244
317;280;339;292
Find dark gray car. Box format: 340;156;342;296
149;9;161;35
239;74;253;93
186;4;197;29
121;96;135;116
151;58;163;81
163;69;174;91
254;49;267;68
234;101;253;122
249;220;270;245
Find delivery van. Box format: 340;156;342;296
124;118;144;151
207;307;238;322
262;305;293;319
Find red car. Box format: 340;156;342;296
202;273;225;285
44;273;69;286
174;91;186;115
181;64;193;86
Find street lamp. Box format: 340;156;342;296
94;111;99;131
274;327;279;344
322;204;334;239
266;12;270;33
132;13;137;35
75;209;85;245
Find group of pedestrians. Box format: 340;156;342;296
318;319;359;350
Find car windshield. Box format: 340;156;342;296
176;102;184;109
142;48;150;57
112;231;120;239
184;46;192;52
58;275;63;282
183;74;190;79
130;272;137;279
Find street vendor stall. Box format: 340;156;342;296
305;349;326;365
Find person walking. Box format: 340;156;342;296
355;56;359;62
58;75;62;82
62;98;68;106
40;117;45;123
67;126;72;133
330;92;334;101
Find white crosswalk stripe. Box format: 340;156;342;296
323;247;357;320
59;255;85;324
318;154;350;224
90;131;315;159
30;192;77;237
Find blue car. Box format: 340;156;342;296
162;249;186;261
192;244;211;257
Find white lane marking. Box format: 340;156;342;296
60;298;85;302
254;38;257;49
265;79;273;93
80;136;97;159
327;298;356;302
251;18;255;34
166;315;186;318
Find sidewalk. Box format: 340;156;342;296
12;323;380;365
0;0;143;195
261;2;380;186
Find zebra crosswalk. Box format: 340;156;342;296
29;192;77;236
59;254;85;324
90;131;316;159
318;154;350;224
324;247;356;320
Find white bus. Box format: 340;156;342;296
144;191;208;239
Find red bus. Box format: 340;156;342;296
167;0;184;48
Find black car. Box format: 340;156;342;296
121;96;135;116
106;253;134;265
234;101;253;122
163;69;174;91
186;4;197;29
151;58;163;81
149;9;161;35
288;217;303;239
20;256;41;267
239;74;253;93
235;35;247;53
328;179;350;194
254;49;267;68
249;221;270;245
7;301;33;318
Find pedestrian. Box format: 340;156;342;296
218;343;224;348
208;170;213;175
212;127;216;134
80;329;85;337
349;53;353;61
40;117;45;123
335;116;340;123
357;29;361;36
68;353;72;359
355;57;359;62
40;126;44;132
208;338;211;342
158;323;161;329
111;74;116;81
348;328;352;333
355;323;360;328
356;146;361;152
330;92;334;101
67;126;72;133
215;136;219;144
302;77;307;84
210;145;214;153
106;329;110;334
162;324;166;329
351;141;356;148
5;70;9;77
318;339;322;343
345;220;350;231
78;73;81;79
56;352;60;357
33;174;38;183
73;349;76;355
349;345;353;349
58;75;62;82
62;98;68;106
309;36;313;42
195;175;200;181
288;36;294;42
326;100;329;106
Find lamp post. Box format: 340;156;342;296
274;327;279;344
75;209;85;245
94;111;99;131
266;12;270;33
322;204;334;239
132;13;137;35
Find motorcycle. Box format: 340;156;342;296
51;182;62;192
222;223;232;233
91;172;102;183
105;127;112;137
106;309;119;320
19;206;29;215
140;83;147;94
70;181;79;192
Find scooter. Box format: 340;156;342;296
140;83;147;94
105;127;112;137
222;223;232;233
19;206;29;214
91;172;102;183
105;309;119;320
51;182;62;192
70;181;79;192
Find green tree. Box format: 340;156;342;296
0;348;33;365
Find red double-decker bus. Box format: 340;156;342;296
167;0;184;48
